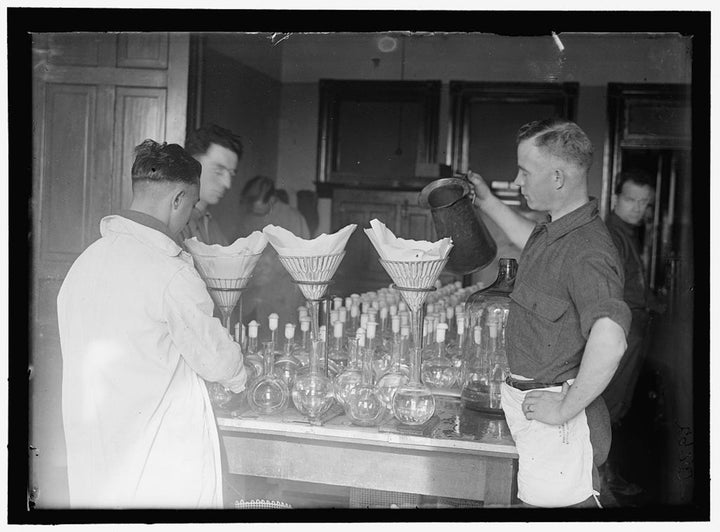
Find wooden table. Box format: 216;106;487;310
216;395;518;507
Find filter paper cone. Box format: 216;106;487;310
184;234;266;280
263;224;356;257
364;219;453;261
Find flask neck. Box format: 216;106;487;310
262;342;275;374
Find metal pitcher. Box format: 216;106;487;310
418;177;497;275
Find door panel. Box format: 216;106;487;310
117;33;169;69
41;84;96;262
113;87;167;209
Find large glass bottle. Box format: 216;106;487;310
463;258;516;411
344;321;386;426
291;340;335;423
420;322;458;389
247;341;289;415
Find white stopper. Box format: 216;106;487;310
457;315;465;335
268;313;279;331
248;320;259;338
333;297;343;310
350;305;359;318
400;325;410;338
474;325;482;345
300;317;310;332
284;323;295;339
436;322;448;343
360;313;369;329
333;321;344;338
339;308;348;323
297;306;308;319
330;309;339;324
446;306;454;320
380;306;388;320
391;315;400;334
389;304;398;316
345;296;352;309
366;321;377;339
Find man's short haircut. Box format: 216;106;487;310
240;175;275;205
614;169;656;195
517;118;594;172
131;139;201;187
185;124;244;159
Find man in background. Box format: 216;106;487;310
233;175;310;325
180;124;244;245
58;140;247;508
601;170;664;498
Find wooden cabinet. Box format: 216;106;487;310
330;187;439;295
30;32;189;508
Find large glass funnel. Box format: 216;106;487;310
190;252;263;332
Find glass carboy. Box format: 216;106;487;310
462;258;516;412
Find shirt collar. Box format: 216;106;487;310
118;209;177;243
608;211;640;237
539;198;600;244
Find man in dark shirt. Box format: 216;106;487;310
469;118;631;508
601;170;659;496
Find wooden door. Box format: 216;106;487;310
30;32;189;508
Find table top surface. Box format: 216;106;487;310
216;395;518;459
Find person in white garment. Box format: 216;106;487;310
57;139;247;509
468;118;631;508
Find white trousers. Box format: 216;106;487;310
501;382;597;507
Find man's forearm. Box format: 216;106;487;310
559;317;628;421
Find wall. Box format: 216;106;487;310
200;47;282;238
272;33;691;234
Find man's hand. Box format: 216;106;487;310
467;170;494;204
521;382;571;425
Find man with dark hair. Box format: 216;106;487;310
601;169;661;497
58;139;247;508
468;118;631;508
180;124;244;245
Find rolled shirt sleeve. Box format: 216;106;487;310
568;247;632;339
163;266;247;393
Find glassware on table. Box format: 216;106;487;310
378;257;449;425
460;325;491;409
273;321;301;390
291;340;335;423
376;326;410;409
247;341;289;415
292;316;312;367
333;335;363;409
421;322;459;389
327;321;349;371
344;321;386;426
462;258;515;412
244;320;264;379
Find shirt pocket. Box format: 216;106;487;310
510;282;569;361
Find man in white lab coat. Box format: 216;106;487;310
57;139;247;509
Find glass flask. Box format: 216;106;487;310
376;326;410;409
327;321;349;370
247;341;289;415
206;381;233;408
243;320;264;379
292;316;311;367
463;258;516;411
460;325;491;410
344;321;386;426
391;346;436;426
421;322;458;389
274;322;301;390
333;336;363;408
291;340;335;422
448;314;467;384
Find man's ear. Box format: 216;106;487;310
172;188;186;210
553;168;566;190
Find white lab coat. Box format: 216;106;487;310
57;214;247;509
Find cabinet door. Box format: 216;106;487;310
30;32;189;508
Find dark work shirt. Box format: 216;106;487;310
605;212;648;312
507;199;632;383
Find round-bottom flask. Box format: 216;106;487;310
333;337;363;408
291;340;334;422
392;347;435;425
247;341;289;415
345;322;385;427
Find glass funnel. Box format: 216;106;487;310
378;257;449;425
344;322;386;427
189;252;262;333
291;340;335;423
247;341;289;415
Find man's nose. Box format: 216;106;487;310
221;172;232;189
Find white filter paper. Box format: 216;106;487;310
364;218;453;261
263;224;357;257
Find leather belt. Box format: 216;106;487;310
505;376;565;391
